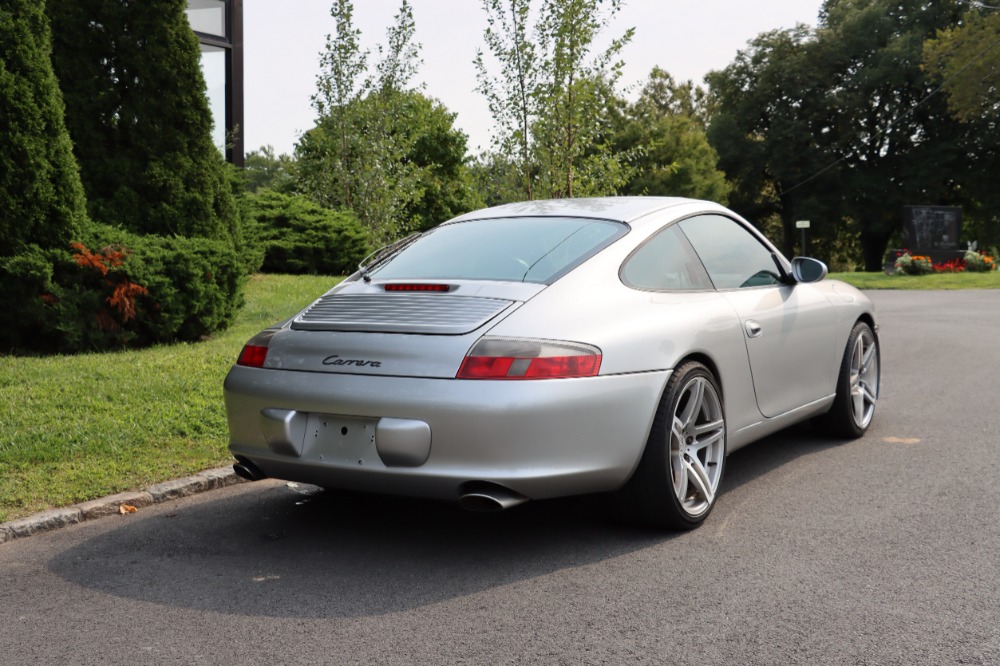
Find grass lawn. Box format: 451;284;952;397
3;269;998;524
0;274;338;523
830;270;1000;289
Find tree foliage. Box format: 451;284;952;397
707;26;833;257
475;0;633;201
242;146;297;194
46;0;241;243
924;10;1000;123
299;88;480;239
707;0;997;270
0;0;87;256
614;68;730;203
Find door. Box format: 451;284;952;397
678;214;836;418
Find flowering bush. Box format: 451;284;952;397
894;252;933;275
0;225;246;353
964;250;997;272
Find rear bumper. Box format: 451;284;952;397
224;366;669;501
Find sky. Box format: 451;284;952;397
242;0;826;157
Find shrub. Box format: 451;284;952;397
244;190;369;275
0;226;246;353
964;250;997;272
894;252;933;275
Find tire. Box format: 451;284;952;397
817;321;880;438
616;361;726;530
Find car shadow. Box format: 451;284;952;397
48;425;844;619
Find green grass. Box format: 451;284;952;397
830;271;1000;289
0;274;338;523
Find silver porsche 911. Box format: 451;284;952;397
224;197;880;529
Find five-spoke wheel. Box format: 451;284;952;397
617;361;726;529
818;321;880;438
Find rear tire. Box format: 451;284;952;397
817;321;880;438
616;361;726;529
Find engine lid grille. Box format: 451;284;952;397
291;293;514;334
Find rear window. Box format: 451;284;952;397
370;216;626;284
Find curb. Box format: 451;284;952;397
0;466;245;545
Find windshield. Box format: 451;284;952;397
370;216;626;284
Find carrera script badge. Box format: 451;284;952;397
322;355;382;368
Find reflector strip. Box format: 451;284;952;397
237;345;269;368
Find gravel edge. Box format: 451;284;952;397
0;467;245;545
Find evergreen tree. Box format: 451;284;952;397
0;0;87;255
46;0;240;242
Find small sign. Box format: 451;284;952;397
795;220;811;229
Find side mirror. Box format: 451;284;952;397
791;257;828;283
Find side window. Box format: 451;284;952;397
678;214;782;290
621;224;713;291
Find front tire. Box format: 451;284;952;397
617;361;726;530
818;321;880;438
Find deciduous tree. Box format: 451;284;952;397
300;0;478;243
708;0;984;270
614;69;730;203
475;0;633;200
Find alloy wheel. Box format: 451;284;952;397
669;376;726;517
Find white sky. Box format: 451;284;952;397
243;0;825;156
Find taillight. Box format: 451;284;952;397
236;329;279;368
457;337;602;379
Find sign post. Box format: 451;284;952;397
796;220;810;256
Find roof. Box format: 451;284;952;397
448;196;723;225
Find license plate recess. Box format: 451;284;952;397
303;413;382;467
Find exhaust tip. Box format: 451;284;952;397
458;483;528;512
233;457;266;482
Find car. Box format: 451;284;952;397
223;197;880;529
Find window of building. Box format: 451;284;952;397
187;0;226;37
185;0;243;165
200;45;227;152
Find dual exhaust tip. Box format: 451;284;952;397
232;459;528;512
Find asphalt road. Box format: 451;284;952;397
2;290;999;665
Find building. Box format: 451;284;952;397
185;0;244;166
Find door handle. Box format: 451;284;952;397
745;320;763;338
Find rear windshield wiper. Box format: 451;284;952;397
357;232;423;283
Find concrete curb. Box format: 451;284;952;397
0;466;245;545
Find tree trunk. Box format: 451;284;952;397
860;231;891;272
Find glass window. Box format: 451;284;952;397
186;0;226;37
199;45;226;154
678;215;783;289
621;224;713;291
371;217;626;284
